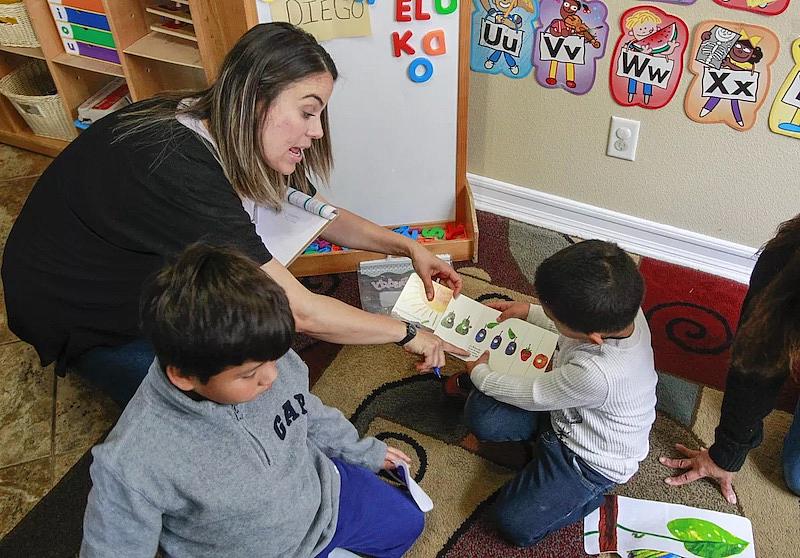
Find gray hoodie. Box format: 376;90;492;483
80;350;387;558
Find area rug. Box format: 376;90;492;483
1;212;797;557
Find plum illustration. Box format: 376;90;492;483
490;334;503;349
505;341;517;355
455;317;472;335
475;328;487;342
440;311;455;329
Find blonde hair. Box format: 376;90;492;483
115;23;337;210
625;10;661;30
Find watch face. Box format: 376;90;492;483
408;323;417;335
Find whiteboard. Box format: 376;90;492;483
256;0;460;225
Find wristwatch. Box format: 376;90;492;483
396;322;418;346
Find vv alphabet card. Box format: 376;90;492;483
532;0;609;95
712;0;791;16
392;274;558;377
769;38;800;139
470;0;538;78
609;6;689;110
684;21;779;131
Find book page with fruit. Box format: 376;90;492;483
392;274;558;376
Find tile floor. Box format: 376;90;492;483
0;143;119;539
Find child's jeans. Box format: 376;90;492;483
315;458;425;558
783;397;800;495
464;389;616;547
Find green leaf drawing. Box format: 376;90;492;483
508;327;516;339
486;322;499;329
667;518;749;558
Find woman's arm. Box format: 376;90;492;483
262;259;467;370
320;206;462;299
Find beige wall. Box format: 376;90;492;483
467;2;800;248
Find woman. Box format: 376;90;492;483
1;23;465;406
661;214;800;503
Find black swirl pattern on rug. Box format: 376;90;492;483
475;293;513;303
375;431;429;484
645;301;734;355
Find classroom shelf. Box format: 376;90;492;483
52;52;125;77
0;45;46;60
145;5;193;25
149;22;196;42
123;32;201;68
0;128;69;157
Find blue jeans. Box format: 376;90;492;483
315;458;424;558
784;398;800;495
464;390;615;547
71;338;155;407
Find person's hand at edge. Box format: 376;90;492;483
382;446;412;470
402;330;469;372
410;244;463;300
486;301;530;322
660;443;737;505
464;351;489;374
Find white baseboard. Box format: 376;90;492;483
467;173;757;284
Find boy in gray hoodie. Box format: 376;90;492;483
80;244;424;558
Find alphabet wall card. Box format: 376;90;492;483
769;38;800;139
391;274;558;376
684;21;779;131
532;0;609;95
584;495;755;557
470;0;537;78
609;6;689;110
650;0;696;3
712;0;791;16
266;0;372;41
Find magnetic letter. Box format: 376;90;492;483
408;57;434;83
422;29;446;56
392;30;415;57
395;0;412;21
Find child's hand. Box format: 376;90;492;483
486;301;529;322
382;446;411;470
464;351;489;373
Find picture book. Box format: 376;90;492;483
392;274;559;377
584;495;755;557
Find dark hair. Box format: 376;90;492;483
534;240;644;333
737;40;763;64
140;243;295;382
732;215;800;379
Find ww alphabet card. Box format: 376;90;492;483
684;21;779;132
609;5;688;110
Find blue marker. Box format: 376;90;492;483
433;367;442;379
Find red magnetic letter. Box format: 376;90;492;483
414;0;431;20
395;0;412;21
391;30;415;57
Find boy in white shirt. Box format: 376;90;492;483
457;240;657;547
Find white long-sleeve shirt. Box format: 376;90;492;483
470;305;657;483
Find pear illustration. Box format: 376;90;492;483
440;311;455;329
455;316;472;335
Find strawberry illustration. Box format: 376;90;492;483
520;345;532;362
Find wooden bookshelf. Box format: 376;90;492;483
0;0;250;156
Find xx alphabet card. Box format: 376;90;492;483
712;0;791;16
609;5;689;110
470;0;538;78
769;38;800;139
532;0;609;95
684;21;779;131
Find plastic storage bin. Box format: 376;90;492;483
0;60;77;140
0;1;39;47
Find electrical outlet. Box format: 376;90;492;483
607;116;640;161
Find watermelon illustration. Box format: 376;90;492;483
630;23;678;55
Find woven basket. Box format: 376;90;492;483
0;60;77;140
0;2;39;48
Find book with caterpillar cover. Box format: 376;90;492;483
392;274;559;376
